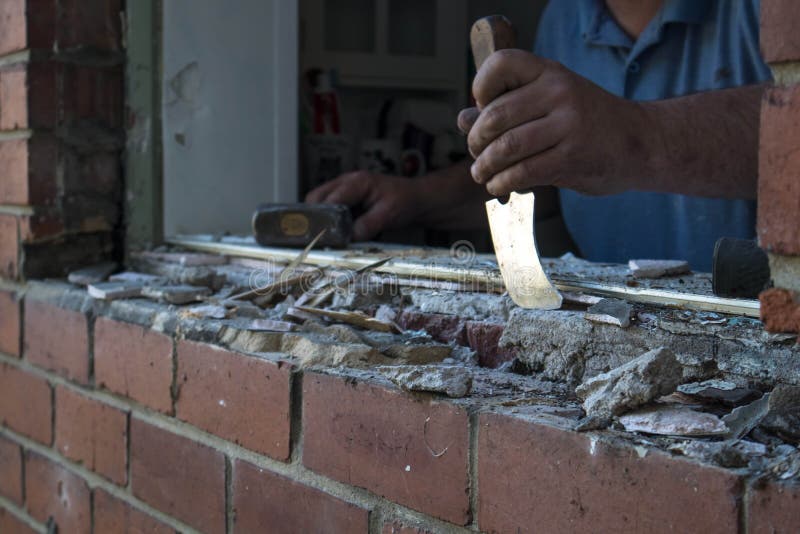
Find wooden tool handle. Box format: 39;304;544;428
470;16;517;70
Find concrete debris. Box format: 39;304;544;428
137;251;228;266
677;380;761;406
68;262;118;285
562;292;603;306
575;347;683;418
88;281;145;300
178;304;230;320
330;279;398;309
294;305;401;333
408;289;514;321
670;440;767;469
619;405;729;437
574;415;612;432
224;301;264;318
499;306;800;387
447;344;479;366
374;304;398;324
377;365;473;398
281;334;391;367
629;259;690;279
585;298;633;328
109;271;165;284
722;393;771;440
762;386;800;444
142;285;211;305
130;258;225;289
245;319;297;332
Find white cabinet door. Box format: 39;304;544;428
163;0;298;236
302;0;466;91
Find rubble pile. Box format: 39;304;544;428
63;246;800;483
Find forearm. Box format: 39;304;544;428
635;84;764;200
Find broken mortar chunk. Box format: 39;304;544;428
629;259;690;279
142;285;211;305
377;365;473;398
68;262;118;285
585;298;633;328
575;347;683;418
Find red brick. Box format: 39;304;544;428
0;215;18;279
382;521;434;534
130;418;225;534
0;508;37;534
0;136;58;206
396;310;466;344
94;318;173;414
55;387;127;485
761;0;800;63
759;85;800;255
478;412;742;534
748;481;800;533
176;341;292;460
64;150;120;196
233;460;370;533
303;372;470;525
0;290;20;356
0;0;57;55
24;300;89;383
25;451;90;534
465;321;515;368
0;435;22;505
760;288;800;333
0;362;51;444
0;63;58;131
18;211;64;242
0;140;28;204
94;489;174;534
57;0;122;51
0;0;26;55
62;65;123;129
0;67;28;131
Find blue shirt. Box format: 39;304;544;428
534;0;771;271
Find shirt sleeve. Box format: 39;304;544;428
532;1;560;59
739;0;772;83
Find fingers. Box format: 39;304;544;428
305;172;369;205
467;82;556;158
483;147;563;197
457;107;480;135
471;113;566;185
473;49;548;109
352;204;391;241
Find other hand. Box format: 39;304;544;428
305;171;421;241
458;49;647;197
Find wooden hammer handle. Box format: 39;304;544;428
470;16;517;71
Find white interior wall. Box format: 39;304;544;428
162;1;298;236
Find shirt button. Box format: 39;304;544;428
628;62;641;74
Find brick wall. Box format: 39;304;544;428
759;1;800;333
0;289;798;533
0;0;124;282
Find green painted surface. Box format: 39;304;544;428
125;0;163;253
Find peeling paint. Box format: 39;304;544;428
167;61;202;108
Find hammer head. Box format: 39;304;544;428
252;203;353;248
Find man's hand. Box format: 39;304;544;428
459;49;647;197
459;49;763;200
305;171;422;241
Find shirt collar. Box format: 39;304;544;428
580;0;711;48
